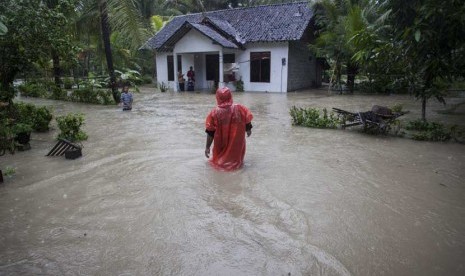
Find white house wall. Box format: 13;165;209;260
236;42;289;93
174;29;222;54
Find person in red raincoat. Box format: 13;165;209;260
205;87;253;171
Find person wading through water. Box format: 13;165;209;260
205;87;253;170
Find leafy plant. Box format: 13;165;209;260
97;90;116;105
4;166;15;177
33;106;53;132
290;106;341;128
70;88;100;104
56;113;88;142
17;82;48;98
390;104;404;113
14;102;53;132
63;77;74;89
235;78;244;92
11;123;33;135
405;119;453;141
158;82;168;92
50;86;68;100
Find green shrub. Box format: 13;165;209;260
97;90;116;105
158;82;168;92
406;119;452;141
18;82;48;98
236;79;244;92
390;104;404;113
290;106;341;128
56;113;88;142
14;102;53;132
11;123;33;134
70;88;100;104
141;75;153;84
63;78;74;89
50;86;68;100
33;106;53;132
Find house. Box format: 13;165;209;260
144;1;322;93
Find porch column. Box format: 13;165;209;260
173;52;178;92
219;49;224;88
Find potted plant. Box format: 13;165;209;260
12;123;33;145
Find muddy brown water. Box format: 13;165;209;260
1;88;464;275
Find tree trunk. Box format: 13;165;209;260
52;49;61;86
421;97;427;121
99;0;119;103
346;62;358;94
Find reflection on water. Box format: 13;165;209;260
1;88;465;275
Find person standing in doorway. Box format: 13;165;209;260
205;87;253;170
187;66;195;91
178;70;185;91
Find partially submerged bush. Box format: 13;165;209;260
56;113;88;142
290;106;341;128
18;82;48;98
405;120;453;141
14;102;53;132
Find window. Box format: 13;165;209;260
167;55;174;81
250;52;270;83
167;55;182;81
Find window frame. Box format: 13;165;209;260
250;52;271;83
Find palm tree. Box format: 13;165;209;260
311;0;369;93
76;0;148;102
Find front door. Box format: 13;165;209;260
206;54;219;82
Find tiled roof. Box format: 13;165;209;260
190;23;238;49
144;1;313;51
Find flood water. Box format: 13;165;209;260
1;87;464;275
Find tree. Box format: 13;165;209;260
0;0;75;103
311;0;367;93
387;0;465;120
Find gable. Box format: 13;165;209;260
174;29;222;53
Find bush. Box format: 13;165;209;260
11;123;33;135
56;113;88;142
63;78;74;89
141;75;153;84
70;88;100;104
390;104;404;113
405;119;452;141
290;106;341;128
18;82;48;98
97;90;116;105
50;86;68;100
33;106;53;132
158;82;168;92
236;79;244;92
14;102;53;132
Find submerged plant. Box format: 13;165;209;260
290;106;341;128
56;113;88;142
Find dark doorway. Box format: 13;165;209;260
206;54;219;81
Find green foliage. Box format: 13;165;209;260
97;90;116;105
158;82;168;92
18;82;48;98
70;88;100;104
56;113;88;142
51;86;68;100
14;102;53;132
236;79;244;92
390;104;404;113
4;166;15;177
290;106;341;129
63;77;74;89
115;69;141;91
405;120;453;141
141;75;153;84
0;0;76;101
11;123;33;135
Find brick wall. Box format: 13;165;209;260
287;41;317;91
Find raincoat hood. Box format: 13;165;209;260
216;87;233;107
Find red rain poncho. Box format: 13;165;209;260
205;87;253;171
